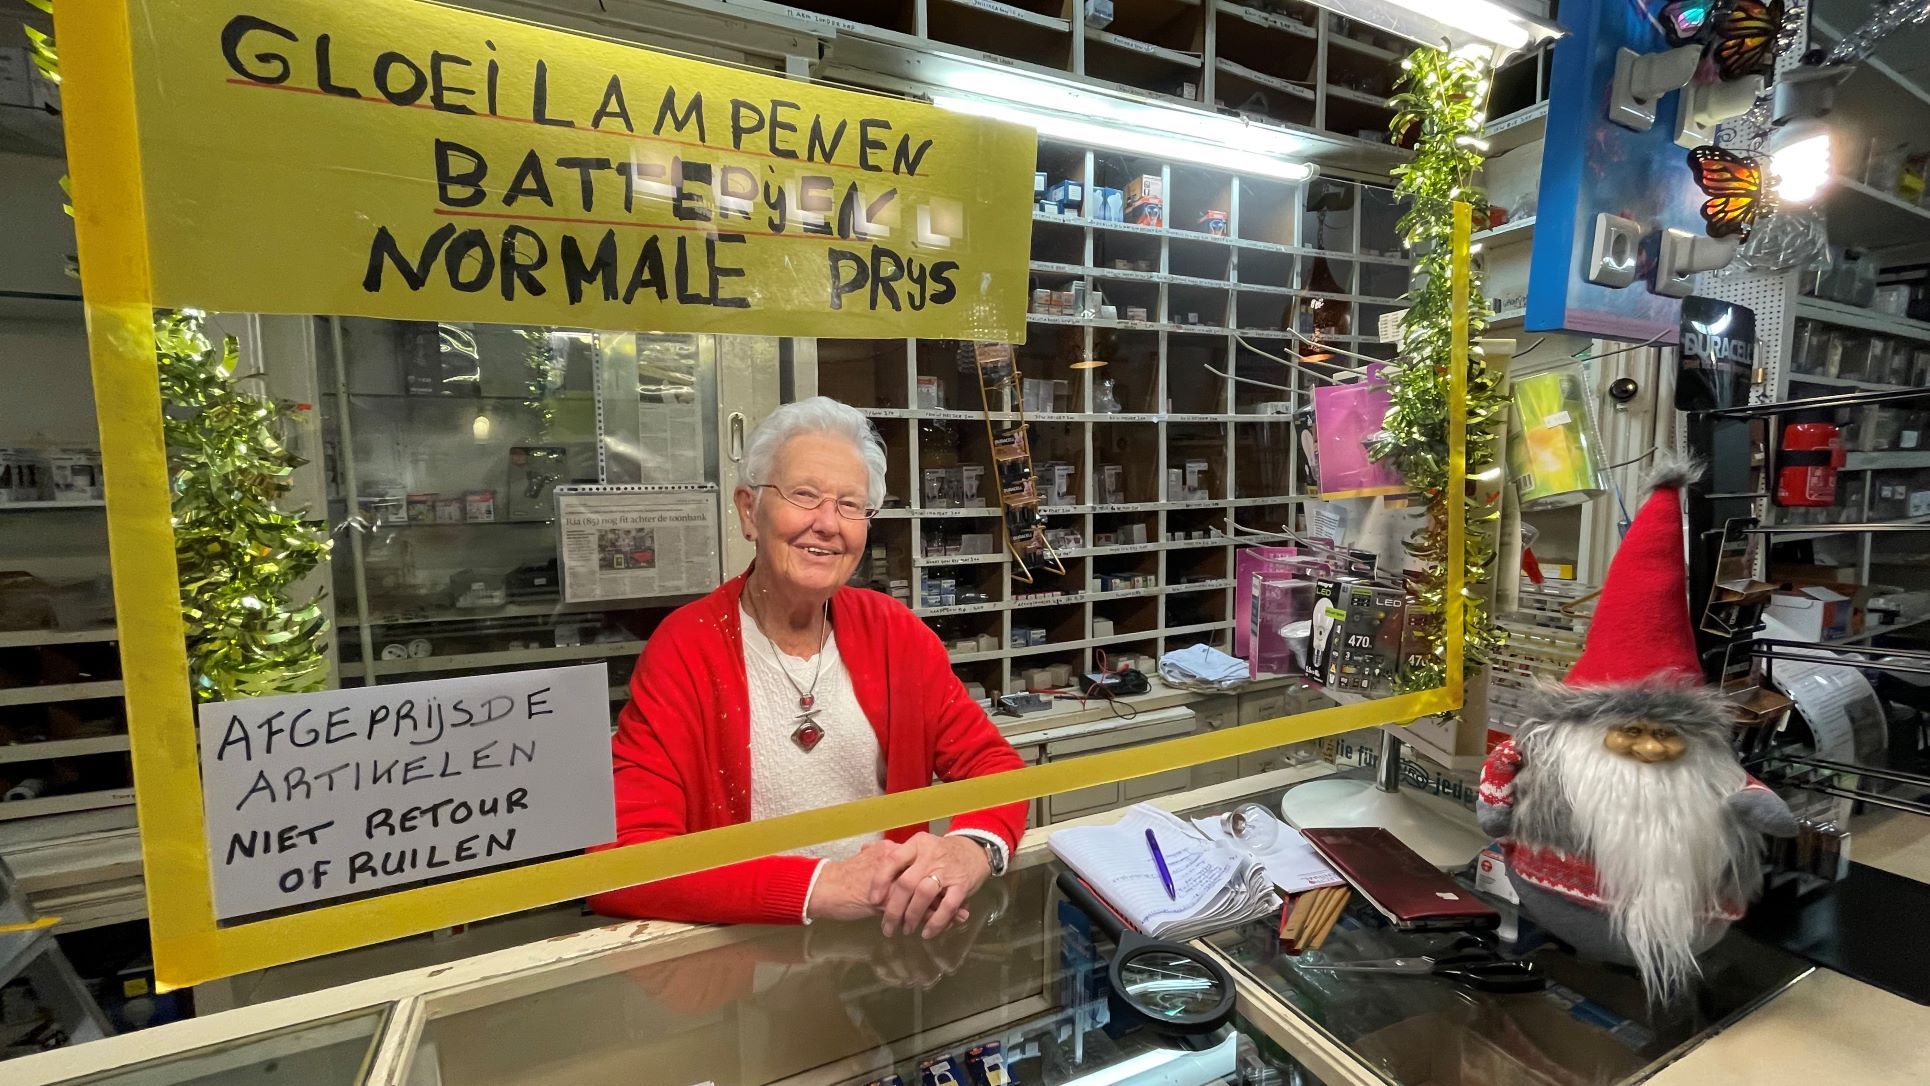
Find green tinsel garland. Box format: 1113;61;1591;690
24;5;333;703
1369;46;1510;689
157;312;333;702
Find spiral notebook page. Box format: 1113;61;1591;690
1047;805;1280;939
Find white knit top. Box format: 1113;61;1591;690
740;604;886;862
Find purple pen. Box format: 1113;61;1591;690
1145;828;1177;900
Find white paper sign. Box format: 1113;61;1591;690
196;664;616;919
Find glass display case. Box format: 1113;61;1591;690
10;776;1812;1086
288;317;772;703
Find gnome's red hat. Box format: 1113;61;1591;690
1564;455;1704;689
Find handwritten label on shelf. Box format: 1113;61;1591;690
1014;593;1084;608
920;603;997;617
1171;580;1235;594
921;552;1006;565
951;0;1053;21
196;664;615;920
1092;30;1187;63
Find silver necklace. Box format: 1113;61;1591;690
750;594;830;752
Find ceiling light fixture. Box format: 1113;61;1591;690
1315;0;1564;63
931;94;1316;182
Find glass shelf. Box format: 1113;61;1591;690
316;319;723;685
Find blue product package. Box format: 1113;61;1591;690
966;1041;1016;1086
1046;180;1085;214
921;1055;966;1086
1090;186;1123;222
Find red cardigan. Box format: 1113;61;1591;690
587;572;1029;925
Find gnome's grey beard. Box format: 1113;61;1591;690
1513;719;1764;998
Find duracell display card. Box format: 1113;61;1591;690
1301;827;1500;931
1677;296;1755;412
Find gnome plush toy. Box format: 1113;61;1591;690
1477;456;1797;999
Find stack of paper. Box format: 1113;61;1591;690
1048;805;1281;940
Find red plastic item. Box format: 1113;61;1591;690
1775;421;1844;507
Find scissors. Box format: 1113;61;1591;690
1301;936;1546;993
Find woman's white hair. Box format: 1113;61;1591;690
742;396;888;509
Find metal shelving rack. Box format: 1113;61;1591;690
820;131;1411;697
778;0;1417;160
0;502;131;833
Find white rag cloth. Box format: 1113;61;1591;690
1159;644;1250;690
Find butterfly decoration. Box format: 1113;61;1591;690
1653;0;1794;81
1687;145;1770;238
1712;0;1787;81
1658;0;1717;46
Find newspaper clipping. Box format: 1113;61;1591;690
558;489;720;602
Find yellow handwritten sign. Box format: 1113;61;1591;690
125;0;1035;340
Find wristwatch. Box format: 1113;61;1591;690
951;831;1008;877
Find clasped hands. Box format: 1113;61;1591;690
805;831;991;938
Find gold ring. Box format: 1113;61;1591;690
926;873;943;884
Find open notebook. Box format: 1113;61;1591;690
1047;804;1281;940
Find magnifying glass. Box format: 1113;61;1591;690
1055;872;1237;1041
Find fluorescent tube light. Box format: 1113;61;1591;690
932;94;1315;182
1320;0;1564;62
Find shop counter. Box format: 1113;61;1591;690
6;771;1830;1086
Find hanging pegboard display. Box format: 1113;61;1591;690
1699;0;1811;412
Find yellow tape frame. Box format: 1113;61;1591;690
58;1;1473;989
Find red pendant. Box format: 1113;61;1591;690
792;718;825;752
799;694;815;710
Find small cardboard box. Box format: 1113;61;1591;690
915;375;945;409
1183;459;1209;498
1307;576;1356;680
1124;174;1162;206
1766;585;1854;640
960;464;985;505
1090;186;1124;222
1046;462;1076;505
0;448;44;503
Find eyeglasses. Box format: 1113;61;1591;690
752;484;879;521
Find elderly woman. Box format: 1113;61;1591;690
589;397;1027;938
